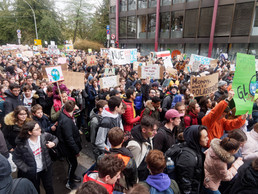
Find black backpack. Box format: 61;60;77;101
165;142;198;179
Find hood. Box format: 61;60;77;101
146;173;171;192
210;138;235;164
146;100;155;111
109;147;133;158
90;108;101;120
4;90;17;99
250;129;258;140
131;125;147;144
183;125;202;152
240;165;258;188
4;112;32;126
101;108;119;119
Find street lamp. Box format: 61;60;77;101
23;0;38;39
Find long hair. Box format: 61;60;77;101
18;120;38;140
13;106;30;126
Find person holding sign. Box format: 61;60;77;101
202;90;248;147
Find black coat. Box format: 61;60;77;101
12;132;58;179
37;89;53;116
56;111;82;156
33;114;53;133
4;90;23;116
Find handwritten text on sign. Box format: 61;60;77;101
109;48;137;65
189;54;214;67
190;73;219;97
141;65;160;79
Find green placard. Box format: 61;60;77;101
232;53;256;115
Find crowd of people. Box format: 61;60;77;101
0;47;258;194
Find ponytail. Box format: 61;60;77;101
220;137;240;152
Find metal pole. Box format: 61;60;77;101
208;0;219;58
155;0;161;52
116;0;119;42
23;0;38;39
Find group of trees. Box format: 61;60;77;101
0;0;109;46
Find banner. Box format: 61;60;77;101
63;71;85;90
100;48;110;57
190;73;219;97
57;57;66;64
45;66;64;83
189;54;214;68
138;65;164;79
232;53;256;115
104;68;115;76
109;48;137;65
99;75;119;89
22;51;33;58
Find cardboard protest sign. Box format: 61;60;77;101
63;71;85;90
192;61;201;72
33;46;38;51
109;48;137;65
48;45;59;55
232;53;256;115
65;44;74;52
45;66;64;83
138;65;164;79
16;53;22;58
61;64;68;71
210;60;218;69
166;67;177;76
88;49;92;54
75;57;81;63
184;64;191;73
189;54;214;68
22;51;33;58
133;62;146;71
100;48;109;57
164;57;173;68
190;73;219;97
104;68;115;76
57;57;66;64
87;55;97;66
99;75;119;89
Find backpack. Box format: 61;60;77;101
165;142;198;179
141;179;180;194
140;108;152;120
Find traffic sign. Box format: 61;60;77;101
106;25;110;30
107;34;110;40
107;30;110;34
17;29;21;34
111;34;116;40
17;34;21;39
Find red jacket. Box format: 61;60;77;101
202;100;246;147
184;111;198;128
83;171;114;194
122;99;140;132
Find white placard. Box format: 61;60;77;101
57;57;66;64
109;48;137;65
189;54;214;68
100;75;119;89
141;65;160;79
45;66;64;83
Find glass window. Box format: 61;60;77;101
137;15;147;38
215;5;233;37
252;6;258;35
148;14;156;39
110;6;116;13
248;44;258;59
162;0;171;6
110;18;116;36
119;17;127;38
128;16;137;38
160;12;170;38
184;9;198;38
120;0;127;12
138;0;147;9
128;0;136;10
199;44;209;57
212;43;228;59
232;2;254;36
187;0;198;2
173;0;185;4
185;44;199;58
198;7;213;37
228;43;248;61
149;0;157;8
171;11;184;38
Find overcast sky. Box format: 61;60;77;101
55;0;103;12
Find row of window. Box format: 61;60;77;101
113;3;258;39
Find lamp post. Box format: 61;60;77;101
23;0;38;39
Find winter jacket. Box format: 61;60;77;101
4;90;23;116
56;110;82;157
0;130;9;158
142;100;160;120
12;132;58;179
203;138;244;191
229;161;258;194
37;89;53;116
126;125;153;168
95;108;123;151
153;126;177;153
141;83;150;102
83;171;114;194
53;96;75;112
214;89;228;102
33;114;53;133
2;112;32;150
89;108;102;144
242;129;258;161
125;76;136;90
162;92;176;113
122;99;140;132
184;111;198;129
87;84;100;102
202;100;246;147
134;90;143;111
171;125;205;194
102;147;138;189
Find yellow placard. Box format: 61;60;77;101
34;39;42;45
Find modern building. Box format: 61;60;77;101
109;0;258;61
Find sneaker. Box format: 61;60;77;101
66;182;76;190
73;175;81;183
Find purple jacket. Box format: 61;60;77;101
53;83;69;99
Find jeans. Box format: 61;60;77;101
66;155;78;183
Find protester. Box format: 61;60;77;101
242;123;258;161
141;96;161;120
214;81;228;102
4;83;23;115
184;101;200;128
